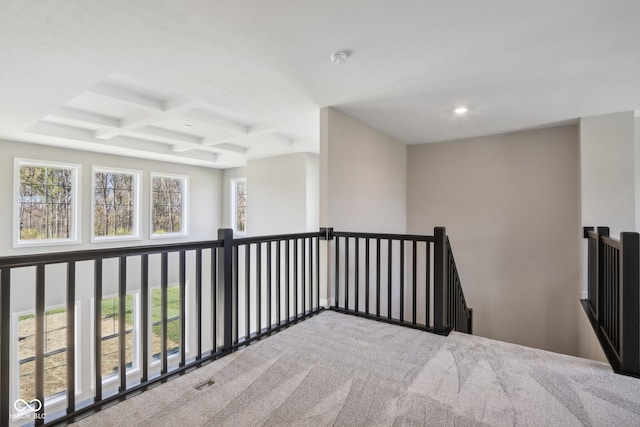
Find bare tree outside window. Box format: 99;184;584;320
152;175;186;235
19;163;75;241
234;179;247;233
94;170;138;238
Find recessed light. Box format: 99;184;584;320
454;107;468;115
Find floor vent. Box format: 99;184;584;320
195;378;216;390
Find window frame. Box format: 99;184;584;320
230;177;247;236
149;282;188;367
14;158;81;248
91;291;141;390
91;166;142;243
149;172;189;239
11;303;82;418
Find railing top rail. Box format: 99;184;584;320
602;235;622;250
586;230;599;240
0;239;224;269
233;231;323;246
333;231;435;242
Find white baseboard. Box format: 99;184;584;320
320;298;334;308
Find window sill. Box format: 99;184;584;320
92;235;141;244
150;232;189;240
14;238;81;249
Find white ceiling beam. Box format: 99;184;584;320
171;144;194;153
131;126;203;145
271;133;295;145
247;124;278;135
214;143;249;154
171;141;246;155
26;121;219;164
109;136;219;163
44;107;122;128
202;123;279;147
95;111;156;139
182;109;248;134
89;82;165;111
164;95;196;111
94;97;199;140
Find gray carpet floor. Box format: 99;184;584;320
74;311;640;426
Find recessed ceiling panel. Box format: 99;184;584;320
66;92;142;120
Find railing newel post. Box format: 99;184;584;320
1;268;10;427
218;228;234;351
596;227;610;326
433;227;448;333
619;231;640;376
320;227;334;241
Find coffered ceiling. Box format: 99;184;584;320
24;73;315;168
1;1;639;168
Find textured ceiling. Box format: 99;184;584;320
0;1;639;168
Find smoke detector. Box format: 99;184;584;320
330;50;350;64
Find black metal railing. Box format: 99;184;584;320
330;227;472;335
0;226;472;426
444;236;473;334
0;229;323;426
231;232;322;346
583;227;639;377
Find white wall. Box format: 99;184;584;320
0;139;222;255
2;139;222;309
221;152;319;235
306;154;320;232
407;125;582;356
580;111;636;237
320;107;406;233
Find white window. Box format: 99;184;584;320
150;173;188;238
92;167;141;242
13;304;80;415
150;285;182;362
98;294;139;382
231;178;247;235
14;159;80;247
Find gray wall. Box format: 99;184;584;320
407;125;582;356
577;111;637;362
320;107;407;308
580;111;636;238
320;107;406;233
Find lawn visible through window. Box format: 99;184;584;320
100;295;136;378
17;308;68;401
151;286;181;359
